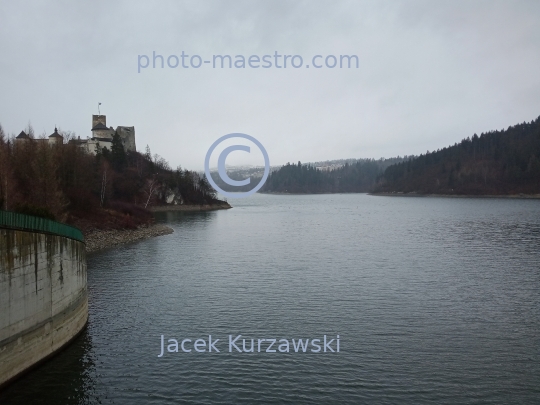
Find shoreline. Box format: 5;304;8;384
85;223;174;254
259;191;362;195
84;203;231;254
369;192;540;199
149;203;232;212
261;191;540;199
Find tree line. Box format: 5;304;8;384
260;158;409;193
375;116;540;195
0;124;221;231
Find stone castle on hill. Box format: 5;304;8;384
15;114;136;155
82;114;136;154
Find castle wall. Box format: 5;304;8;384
92;129;114;139
86;138;112;154
116;126;136;152
0;220;88;388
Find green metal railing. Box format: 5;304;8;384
0;210;84;243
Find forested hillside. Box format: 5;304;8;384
0;125;222;232
375;116;540;195
260;158;409;193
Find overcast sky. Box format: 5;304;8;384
1;0;539;170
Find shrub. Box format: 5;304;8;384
14;204;56;221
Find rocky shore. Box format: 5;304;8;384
85;223;174;254
84;204;231;254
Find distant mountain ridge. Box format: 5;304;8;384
207;116;540;196
259;157;411;194
208;157;412;193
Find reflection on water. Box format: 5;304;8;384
1;194;539;404
0;329;96;404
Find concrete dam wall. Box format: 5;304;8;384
0;211;88;388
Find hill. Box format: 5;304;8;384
0;125;224;232
260;157;410;193
374;116;540;195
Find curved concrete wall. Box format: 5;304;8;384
0;228;88;387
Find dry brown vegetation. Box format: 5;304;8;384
0;125;223;233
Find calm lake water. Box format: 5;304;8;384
1;194;539;404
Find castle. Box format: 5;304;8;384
15;114;136;155
81;115;136;154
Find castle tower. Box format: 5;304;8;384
48;127;63;145
91;115;113;139
88;113;136;153
116;126;136;152
92;115;106;128
15;131;30;143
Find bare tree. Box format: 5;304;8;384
26;141;68;217
100;170;107;207
143;176;159;208
0;125;14;210
153;153;171;171
97;160;111;207
135;153;144;178
25;121;35;139
59;129;77;143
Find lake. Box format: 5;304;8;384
1;194;539;404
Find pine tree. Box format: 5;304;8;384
110;132;126;171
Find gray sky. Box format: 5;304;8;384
1;0;539;170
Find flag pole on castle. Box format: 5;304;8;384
98;102;101;115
